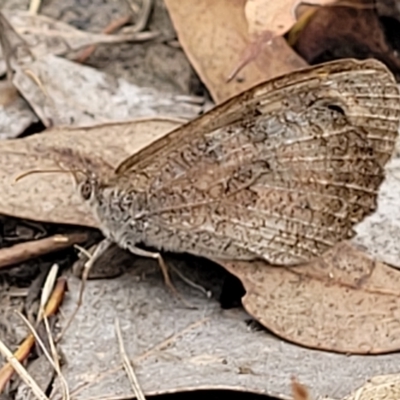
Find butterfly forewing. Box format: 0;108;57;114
106;59;400;265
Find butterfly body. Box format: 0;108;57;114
78;59;400;266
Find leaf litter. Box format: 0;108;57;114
49;251;400;400
164;0;306;102
0;10;158;76
0;9;204;130
12;54;206;127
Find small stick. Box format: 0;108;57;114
0;233;89;269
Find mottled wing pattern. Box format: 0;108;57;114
113;59;400;265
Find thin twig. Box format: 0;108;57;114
0;233;89;269
115;319;146;400
124;0;153;33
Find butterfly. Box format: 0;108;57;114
76;58;400;268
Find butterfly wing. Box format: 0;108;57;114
113;59;400;265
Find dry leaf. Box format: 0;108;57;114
164;0;306;102
12;54;204;127
0;118;182;226
0;10;157;76
245;0;336;37
0;11;32;77
223;241;400;354
343;373;400;400
0;80;37;139
50;251;400;400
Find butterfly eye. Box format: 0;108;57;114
80;181;92;200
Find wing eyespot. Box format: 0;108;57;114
327;104;345;115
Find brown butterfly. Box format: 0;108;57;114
76;58;400;270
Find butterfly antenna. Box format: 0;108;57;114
15;165;86;183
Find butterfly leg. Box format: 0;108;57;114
126;245;190;305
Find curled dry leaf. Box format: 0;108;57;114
0;118;182;226
223;241;400;354
164;0;306;102
12;54;204;127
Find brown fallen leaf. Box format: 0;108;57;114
0;118;182;226
164;0;306;102
12;54;205;127
222;241;400;354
